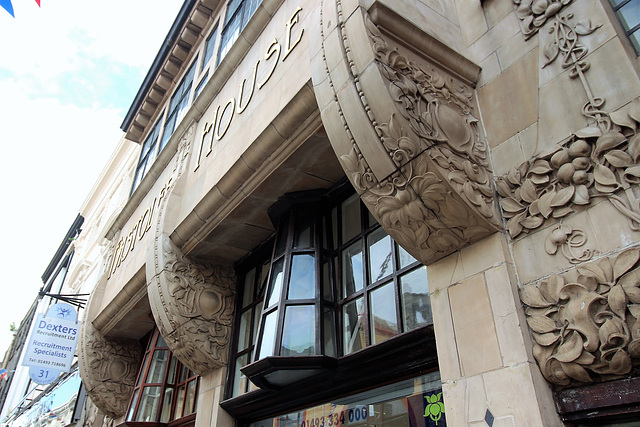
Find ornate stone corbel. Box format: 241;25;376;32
77;318;142;419
312;0;501;266
145;123;236;374
521;248;640;386
147;235;236;374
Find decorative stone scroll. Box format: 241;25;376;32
77;319;142;419
520;248;640;386
545;224;595;264
147;236;236;374
513;0;574;39
497;98;640;239
312;0;501;265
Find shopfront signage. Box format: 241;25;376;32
194;7;304;171
23;303;80;383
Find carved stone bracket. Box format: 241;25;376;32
146;123;236;375
520;248;640;387
147;235;236;375
312;0;501;265
77;318;142;419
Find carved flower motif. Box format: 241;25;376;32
521;248;640;386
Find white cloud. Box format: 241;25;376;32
0;0;184;352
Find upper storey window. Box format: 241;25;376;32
130;0;262;195
132;120;162;193
161;61;197;148
218;0;261;64
611;0;640;53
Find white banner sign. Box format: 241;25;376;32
22;305;80;372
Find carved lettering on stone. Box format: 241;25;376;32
521;248;640;386
497;98;640;238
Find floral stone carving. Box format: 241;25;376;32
497;98;640;238
520;248;640;386
513;0;574;39
78;320;142;418
314;0;501;265
147;235;236;374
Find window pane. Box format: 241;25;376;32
367;228;393;283
266;258;284;307
136;351;150;387
238;309;252;350
127;389;139;421
401;267;432;330
242;268;256;308
174;385;186;419
341;193;361;243
323;307;337;358
253;300;263;342
135;386;162;421
167;355;178;385
233;353;249;396
397;244;417;269
218;12;242;62
618;1;640;31
322;257;333;301
274;213;290;257
343;297;366;354
288;254;316;299
258;309;278;359
281;305;315;356
146;349;168;383
342;241;363;298
202;26;218;69
369;282;398;345
294;209;315;249
160;388;174;422
185;379;198;414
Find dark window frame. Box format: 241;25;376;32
610;0;640;54
124;329;199;426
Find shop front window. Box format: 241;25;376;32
125;329;199;425
227;183;432;398
249;372;446;427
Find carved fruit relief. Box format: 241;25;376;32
521;248;640;386
497;98;640;239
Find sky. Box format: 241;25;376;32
0;0;184;354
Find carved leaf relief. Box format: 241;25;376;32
521;248;640;386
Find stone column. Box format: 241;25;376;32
428;232;563;426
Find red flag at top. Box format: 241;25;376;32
35;0;40;5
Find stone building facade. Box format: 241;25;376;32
74;0;640;426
